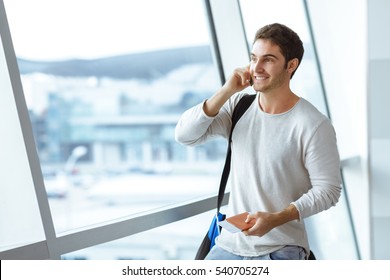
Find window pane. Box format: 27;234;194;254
4;0;223;233
0;31;45;250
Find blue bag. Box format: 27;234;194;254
208;212;226;247
195;212;226;260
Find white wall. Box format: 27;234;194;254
307;0;370;259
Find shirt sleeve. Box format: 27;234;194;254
175;93;245;146
291;120;342;219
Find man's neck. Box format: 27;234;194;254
258;89;299;114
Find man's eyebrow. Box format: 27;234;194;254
250;53;279;59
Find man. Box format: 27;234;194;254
175;23;341;260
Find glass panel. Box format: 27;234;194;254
239;0;358;259
4;0;224;233
0;29;45;250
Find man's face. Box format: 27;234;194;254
249;39;291;93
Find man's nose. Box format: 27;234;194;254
252;61;264;73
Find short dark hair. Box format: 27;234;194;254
254;23;304;78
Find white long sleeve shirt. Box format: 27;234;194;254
175;92;342;257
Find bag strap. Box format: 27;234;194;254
217;94;257;212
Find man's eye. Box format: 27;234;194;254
263;58;274;63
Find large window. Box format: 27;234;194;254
2;0;225;259
1;0;360;260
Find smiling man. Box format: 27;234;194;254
175;23;342;260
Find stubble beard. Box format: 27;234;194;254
254;69;289;94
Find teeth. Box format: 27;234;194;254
255;76;267;80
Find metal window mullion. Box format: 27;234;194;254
204;0;226;84
208;0;251;80
0;194;229;259
0;0;59;259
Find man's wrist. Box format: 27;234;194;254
274;204;300;226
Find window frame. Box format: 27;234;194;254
0;0;359;260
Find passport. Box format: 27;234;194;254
218;212;255;233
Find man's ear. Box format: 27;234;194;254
287;58;299;74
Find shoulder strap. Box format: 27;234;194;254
217;94;256;211
230;94;257;134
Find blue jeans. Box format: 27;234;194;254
205;245;306;260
